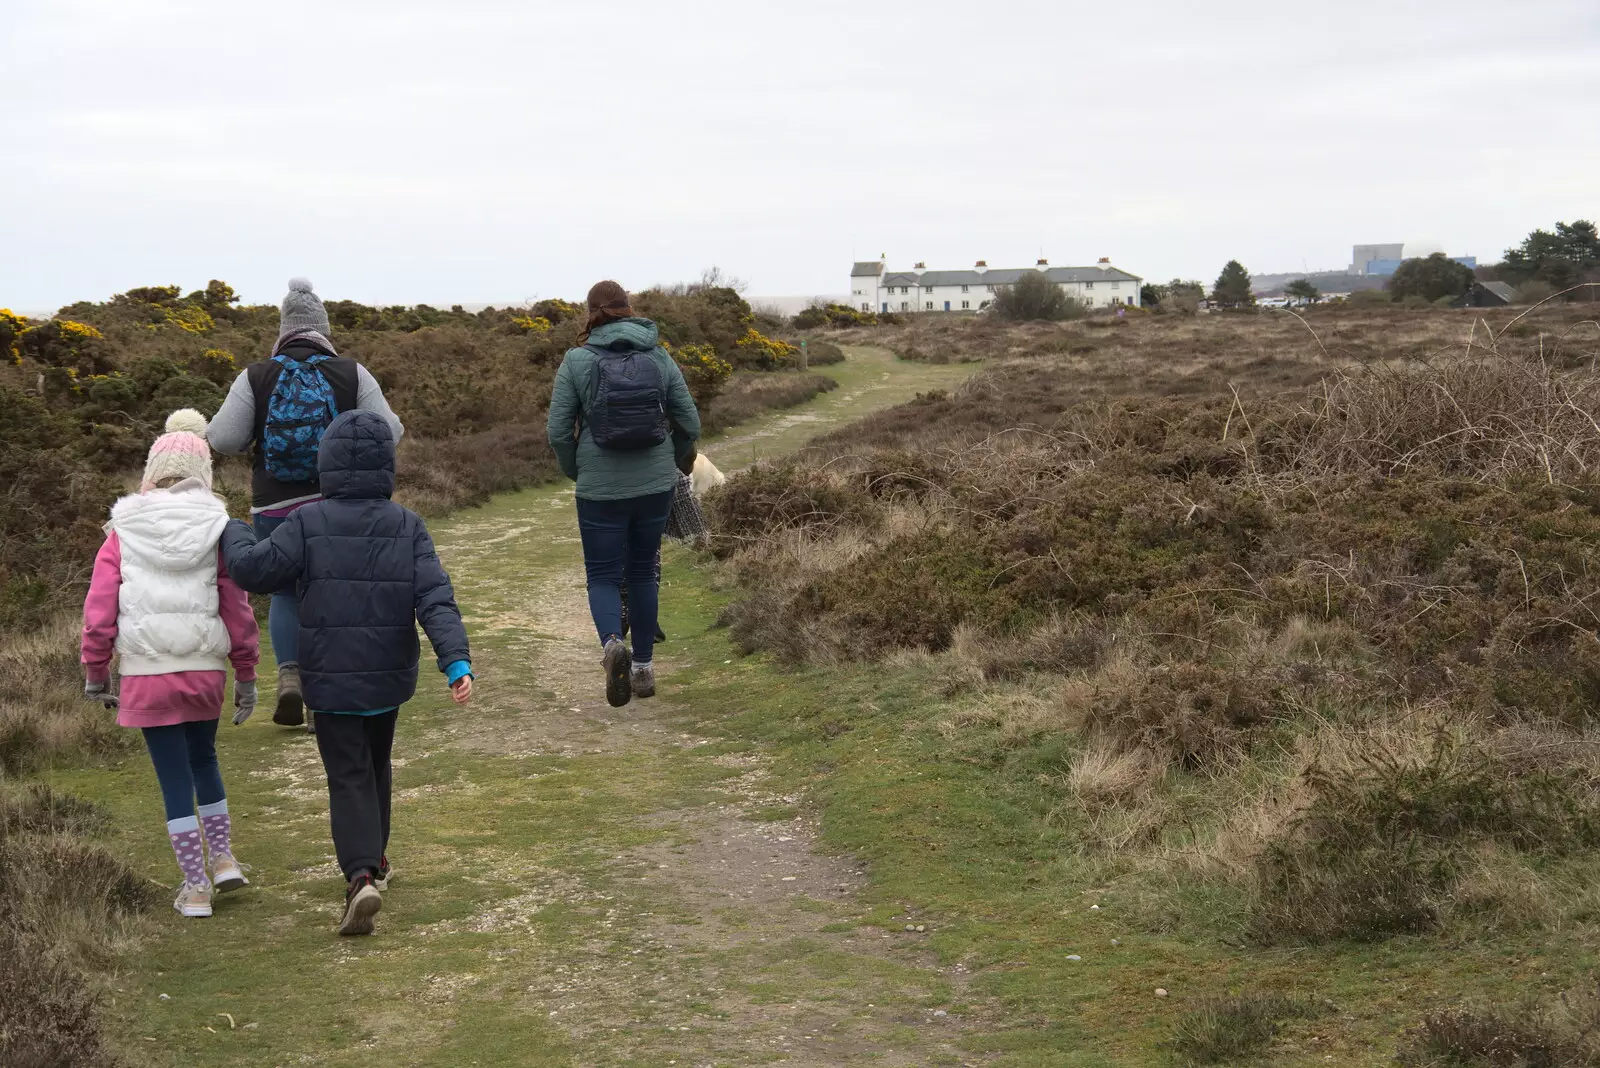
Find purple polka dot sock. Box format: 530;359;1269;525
166;817;210;888
198;800;231;859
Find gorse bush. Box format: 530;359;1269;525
0;278;829;627
793;301;877;330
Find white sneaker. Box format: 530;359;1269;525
210;852;249;893
631;663;656;699
174;881;213;918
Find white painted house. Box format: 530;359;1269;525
850;257;1143;314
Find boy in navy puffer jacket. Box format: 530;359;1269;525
221;410;472;936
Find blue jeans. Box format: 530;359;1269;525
253;513;299;666
142;720;226;822
576;490;673;663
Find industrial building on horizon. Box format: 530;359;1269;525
1351;243;1476;277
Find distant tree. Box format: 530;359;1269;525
1284;279;1320;303
991;271;1085;321
1501;220;1600;291
1211;261;1255;308
1387;253;1474;303
1140;283;1162;306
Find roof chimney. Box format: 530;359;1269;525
1036;258;1049;269
974;259;988;274
1097;257;1111;264
912;262;926;276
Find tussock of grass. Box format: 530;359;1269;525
0;619;128;775
1398;986;1600;1066
0;786;156;1067
1167;991;1319;1065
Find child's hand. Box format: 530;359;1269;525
450;675;473;705
84;678;117;709
232;680;258;725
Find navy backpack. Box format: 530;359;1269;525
585;345;667;450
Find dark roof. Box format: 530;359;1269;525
851;261;884;277
1484;281;1518;302
882;272;921;286
913;266;1142;286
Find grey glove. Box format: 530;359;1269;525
232;679;258;726
84;678;118;709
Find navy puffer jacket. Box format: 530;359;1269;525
221;410;470;713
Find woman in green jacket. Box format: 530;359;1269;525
547;281;702;708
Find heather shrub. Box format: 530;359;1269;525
1398;993;1600;1066
1250;735;1600;943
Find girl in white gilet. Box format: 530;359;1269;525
80;410;260;918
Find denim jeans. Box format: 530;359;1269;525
142;719;226;821
253;513;300;666
576;490;673;663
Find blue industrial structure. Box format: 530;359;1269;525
1362;254;1477;277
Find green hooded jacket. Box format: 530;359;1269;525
545;318;702;501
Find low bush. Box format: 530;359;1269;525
0;787;156;1067
703;372;837;435
1250;734;1600;943
1398;988;1600;1066
793;302;878;330
1166;992;1318;1065
801;339;846;365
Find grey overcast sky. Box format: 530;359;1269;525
3;0;1597;310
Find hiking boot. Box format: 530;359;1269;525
631;663;656;699
339;874;382;936
210;852;249;894
174;881;213;918
374;855;393;891
603;638;633;708
272;662;305;727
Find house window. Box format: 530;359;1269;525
1084;281;1095;289
901;286;910;294
961;301;970;309
925;302;934;311
985;284;994;293
860;303;869;312
961;285;969;293
900;302;909;311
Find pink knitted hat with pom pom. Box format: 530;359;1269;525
142;409;213;491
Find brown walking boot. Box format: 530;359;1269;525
272;662;305;727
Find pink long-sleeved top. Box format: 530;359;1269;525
80;534;260;728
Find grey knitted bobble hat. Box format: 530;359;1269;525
278;277;331;343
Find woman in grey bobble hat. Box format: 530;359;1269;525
208;279;406;733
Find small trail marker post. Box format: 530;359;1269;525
798;338;808;372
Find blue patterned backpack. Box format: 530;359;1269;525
261;353;340;482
